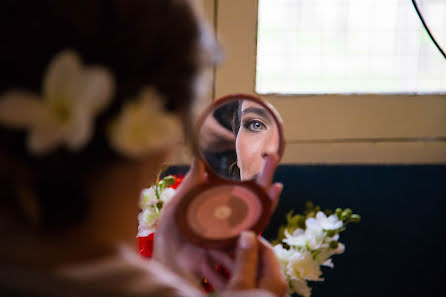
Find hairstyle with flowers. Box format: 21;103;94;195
0;0;220;232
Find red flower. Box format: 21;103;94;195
138;233;155;258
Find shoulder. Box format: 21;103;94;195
0;245;205;297
58;245;205;297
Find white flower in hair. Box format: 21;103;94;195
108;87;181;158
0;50;114;155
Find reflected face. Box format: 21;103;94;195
235;100;279;180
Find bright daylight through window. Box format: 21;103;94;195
256;0;446;94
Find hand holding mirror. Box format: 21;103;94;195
175;93;285;249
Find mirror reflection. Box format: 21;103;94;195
199;97;281;181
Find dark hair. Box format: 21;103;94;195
229;100;242;179
0;0;220;232
231;100;242;137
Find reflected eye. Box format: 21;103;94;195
243;120;266;132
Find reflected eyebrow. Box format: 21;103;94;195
242;107;269;117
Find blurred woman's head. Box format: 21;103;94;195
0;0;220;234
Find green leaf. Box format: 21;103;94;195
349;214;361;223
324;209;333;216
154;164;170;199
341;208;352;221
312;249;321;260
329;240;339;249
305;201;314;211
159;163;169;174
153;203;160;214
163;175;176;186
306;211;316;219
335;208;343;218
286;210;295;222
326;229;337;237
297;216;306;229
159;181;166;193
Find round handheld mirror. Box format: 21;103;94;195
176;94;285;249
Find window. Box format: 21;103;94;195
256;0;446;94
206;0;446;164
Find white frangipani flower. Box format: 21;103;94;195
314;241;345;266
305;216;323;233
273;244;297;269
287;251;323;282
284;228;307;248
0;50;114;155
137;208;159;237
322;258;334;268
108;87;181;158
290;278;312;297
137;178;179;238
273;207;358;297
303;219;327;250
159;187;176;204
140;187;157;209
314;211;343;231
284;219;330;251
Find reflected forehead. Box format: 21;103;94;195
241;101;269;117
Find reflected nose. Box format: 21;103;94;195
262;128;279;158
263;138;278;157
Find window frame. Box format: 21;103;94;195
212;0;446;164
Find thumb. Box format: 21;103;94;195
256;154;279;189
268;182;283;214
228;231;258;290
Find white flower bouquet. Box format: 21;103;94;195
136;165;360;296
137;166;182;238
272;202;360;297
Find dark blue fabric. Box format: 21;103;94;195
164;165;446;297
